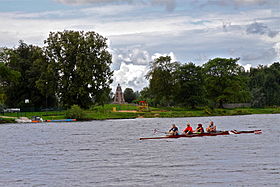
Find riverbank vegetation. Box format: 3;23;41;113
0;117;16;124
2;104;280;122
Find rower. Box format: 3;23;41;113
169;124;179;135
183;123;193;134
206;121;216;132
195;124;204;134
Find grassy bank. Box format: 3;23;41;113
1;111;65;121
2;104;280;123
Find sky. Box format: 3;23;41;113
0;0;280;91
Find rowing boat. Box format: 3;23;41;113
139;130;262;140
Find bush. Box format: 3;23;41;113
232;109;251;115
203;106;213;115
65;105;86;120
0;118;16;124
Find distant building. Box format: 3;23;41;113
113;84;126;104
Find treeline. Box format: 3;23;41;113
0;30;113;110
1;30;280;110
134;56;280;108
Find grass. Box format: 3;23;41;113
1;111;66;120
1;104;280;123
86;106;280;120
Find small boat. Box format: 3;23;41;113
46;119;77;122
139;130;262;140
16;117;32;123
31;116;44;123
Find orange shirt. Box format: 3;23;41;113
183;126;193;132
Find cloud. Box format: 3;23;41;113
242;64;252;72
241;48;277;62
55;0;176;11
110;46;177;91
151;0;176;11
55;0;131;5
274;42;280;61
200;0;278;7
246;22;279;38
110;47;152;91
232;0;277;6
117;48;151;66
112;63;149;92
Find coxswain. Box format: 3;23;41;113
183;123;193;134
206;121;216;132
195;124;204;134
169;124;179;135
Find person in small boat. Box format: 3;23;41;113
183;123;193;134
195;124;204;134
206;121;216;132
169;124;179;135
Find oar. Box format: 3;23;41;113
254;130;262;134
229;130;237;134
153;128;168;134
229;130;262;134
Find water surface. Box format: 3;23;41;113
0;114;279;186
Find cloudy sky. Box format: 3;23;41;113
0;0;279;91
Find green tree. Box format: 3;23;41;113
124;88;136;103
3;41;48;108
95;87;112;106
146;56;179;106
35;58;59;108
0;61;21;88
174;63;206;108
249;62;280;106
203;58;250;108
266;62;280;105
44;30;113;108
0;59;21;105
138;87;155;106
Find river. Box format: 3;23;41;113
0;114;279;187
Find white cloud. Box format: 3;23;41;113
80;4;136;16
55;0;176;11
242;64;252;72
112;63;149;92
110;46;178;91
110;46;152;91
274;42;280;61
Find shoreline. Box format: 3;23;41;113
1;107;280;124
